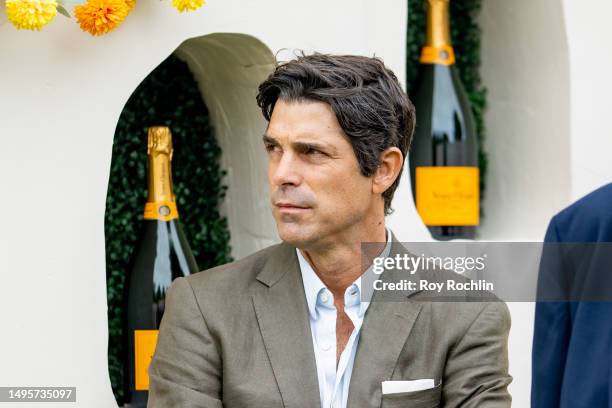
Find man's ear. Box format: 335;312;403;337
372;147;403;194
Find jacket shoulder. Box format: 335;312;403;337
551;183;612;241
427;268;510;328
185;242;286;293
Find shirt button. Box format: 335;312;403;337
321;343;331;351
320;292;329;303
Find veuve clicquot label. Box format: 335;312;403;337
416;166;479;226
408;0;480;240
122;126;199;407
134;330;159;390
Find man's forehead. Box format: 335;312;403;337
264;128;334;142
265;100;347;145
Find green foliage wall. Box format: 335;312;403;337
104;54;232;404
406;0;488;201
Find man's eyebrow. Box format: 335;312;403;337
262;134;336;152
292;140;335;153
262;134;277;144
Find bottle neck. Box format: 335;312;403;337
147;152;175;203
425;0;451;47
420;0;456;66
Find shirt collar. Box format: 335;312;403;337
357;227;393;316
297;249;327;319
296;227;394;320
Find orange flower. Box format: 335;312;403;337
74;0;129;36
124;0;135;12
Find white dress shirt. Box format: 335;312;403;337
296;228;393;408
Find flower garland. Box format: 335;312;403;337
4;0;206;35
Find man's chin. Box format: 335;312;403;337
277;226;315;248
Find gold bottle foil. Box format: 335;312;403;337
420;0;456;65
144;127;179;221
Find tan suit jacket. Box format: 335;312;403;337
148;232;512;407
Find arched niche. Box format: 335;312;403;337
105;33;280;406
174;33;280;259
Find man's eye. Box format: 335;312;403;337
305;147;323;155
265;144;279;152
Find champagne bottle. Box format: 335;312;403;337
122;126;199;407
409;0;480;240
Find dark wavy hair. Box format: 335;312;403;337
256;52;416;216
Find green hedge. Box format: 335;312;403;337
104;54;232;405
406;0;488;208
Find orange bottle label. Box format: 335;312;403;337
134;329;159;391
416;166;479;226
143;201;179;221
419;45;456;65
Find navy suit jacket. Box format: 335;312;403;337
532;183;612;408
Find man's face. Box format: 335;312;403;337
264;99;376;249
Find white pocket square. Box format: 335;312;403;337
382;379;436;394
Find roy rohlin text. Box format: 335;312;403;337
373;278;494;292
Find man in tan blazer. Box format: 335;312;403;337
148;53;512;407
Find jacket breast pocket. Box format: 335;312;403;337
381;383;442;408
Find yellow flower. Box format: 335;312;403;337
74;0;129;36
124;0;135;12
5;0;58;31
172;0;204;13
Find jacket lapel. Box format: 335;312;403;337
251;242;321;408
347;234;424;407
251;234;424;408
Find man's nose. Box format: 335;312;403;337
271;151;302;186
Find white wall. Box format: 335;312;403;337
562;0;612;199
480;1;571;405
480;0;612;237
480;0;571;242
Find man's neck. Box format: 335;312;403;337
299;223;387;301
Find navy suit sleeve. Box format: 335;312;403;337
531;217;571;408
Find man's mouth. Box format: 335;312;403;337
276;203;311;213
